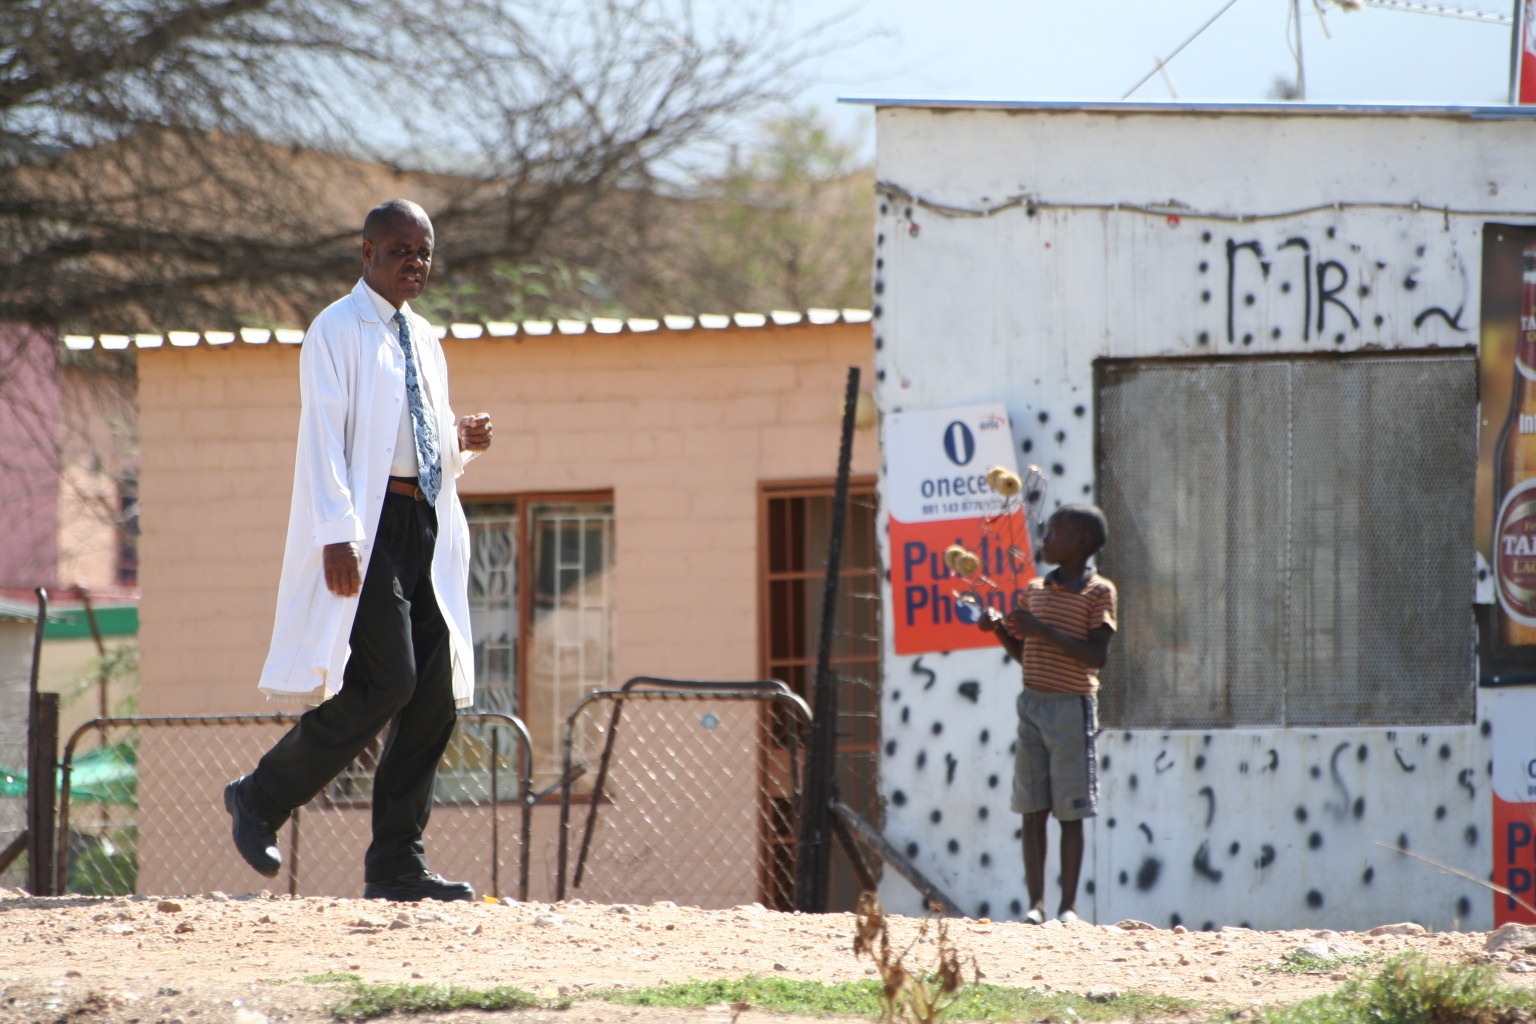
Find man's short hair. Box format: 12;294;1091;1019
1054;504;1108;554
363;199;429;242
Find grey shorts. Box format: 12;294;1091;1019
1011;687;1099;821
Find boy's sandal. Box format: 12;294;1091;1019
1024;906;1046;925
1058;909;1080;924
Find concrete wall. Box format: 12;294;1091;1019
136;317;876;900
871;104;1531;931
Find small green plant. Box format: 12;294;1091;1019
1263;951;1536;1024
1265;947;1380;975
326;981;545;1021
606;976;1196;1022
852;892;974;1024
67;827;137;895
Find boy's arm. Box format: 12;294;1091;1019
1005;611;1113;668
978;608;1025;662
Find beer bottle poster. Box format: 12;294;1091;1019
885;403;1035;655
1479;225;1536;681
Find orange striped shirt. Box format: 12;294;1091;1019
1021;571;1117;696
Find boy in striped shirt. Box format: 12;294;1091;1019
980;504;1116;925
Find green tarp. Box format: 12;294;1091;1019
0;743;137;805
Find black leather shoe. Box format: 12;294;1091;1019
362;871;475;902
223;778;282;878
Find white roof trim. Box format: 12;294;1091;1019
57;307;874;349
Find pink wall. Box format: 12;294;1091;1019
0;324;60;591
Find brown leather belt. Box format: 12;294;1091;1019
387;478;427;501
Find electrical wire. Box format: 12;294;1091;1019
1122;0;1248;99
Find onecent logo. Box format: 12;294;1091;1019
942;421;976;466
978;414;1006;431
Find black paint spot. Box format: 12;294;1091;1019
874;335;883;350
1266;750;1279;771
1374;314;1384;327
1295;806;1308;823
979;728;989;744
1202;922;1216;932
906;842;919;858
1082;483;1092;494
1085;879;1097;896
931;721;943;735
930;809;942;824
1201;290;1212;303
1194;755;1206;770
1128;773;1138;791
1010;899;1023;915
1309;765;1322;779
911;657;936;690
1404;275;1418;291
1457;895;1471;917
1306;890;1324;909
915;751;925;769
1054;430;1065;444
1193;842;1223;882
1327;227;1337;239
1244;293;1255;306
1198;261;1209;273
1272;327;1281;339
1242;333;1254;345
1118;870;1129;885
980;852;991;866
1229;841;1241;856
1051;463;1065;476
1358;284;1370;298
876;369;885;381
892;790;907;807
1308;832;1323;850
1135;858;1162;891
1353;797;1365;819
947;839;959;854
1281;281;1291;293
1239;762;1249;774
977;901;989;917
1363;866;1374;884
874;279;885;295
1022;439;1034;453
1435;805;1447;820
1074;405;1085;417
901;707;910;725
1197;331;1210;345
1106;817;1116;828
1398;832;1410;850
1256;845;1276;869
1333;333;1345;345
1138;823;1154;843
978;806;989;820
1170;913;1182;928
958;681;980;704
1202;231;1212;243
1198;786;1215;828
1415;244;1425;257
1465;825;1479;846
1101;754;1112;771
1037;411;1049;424
877;233;885;246
890;689;901;703
945;753;958;784
885;740;897;756
987;774;999;789
1482;720;1493;736
1439;743;1452;761
1357;745;1368;763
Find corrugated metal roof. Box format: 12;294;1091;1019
62;308;873;351
841;97;1536;119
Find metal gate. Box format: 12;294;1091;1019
53;712;534;899
556;678;811;909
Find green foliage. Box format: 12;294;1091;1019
604;976;1198;1023
1263;952;1536;1024
67;826;136;896
63;642;139;717
326;981;544;1021
1264;948;1380;974
414;258;622;325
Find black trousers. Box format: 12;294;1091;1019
245;490;457;882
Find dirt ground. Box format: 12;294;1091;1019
0;889;1531;1024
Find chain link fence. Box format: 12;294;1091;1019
555;679;811;910
52;713;533;899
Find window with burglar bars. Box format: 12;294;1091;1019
1094;353;1476;730
761;480;882;911
469;497;615;791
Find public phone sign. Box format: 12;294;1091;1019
1491;687;1536;925
886;403;1034;655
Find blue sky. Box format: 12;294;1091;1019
753;0;1516;150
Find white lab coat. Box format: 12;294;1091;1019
257;279;477;708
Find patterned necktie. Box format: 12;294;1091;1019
392;310;441;505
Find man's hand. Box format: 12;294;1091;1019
323;541;363;597
458;413;493;452
977;607;1005;633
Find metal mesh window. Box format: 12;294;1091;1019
1095;353;1476;729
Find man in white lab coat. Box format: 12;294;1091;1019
224;198;493;901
